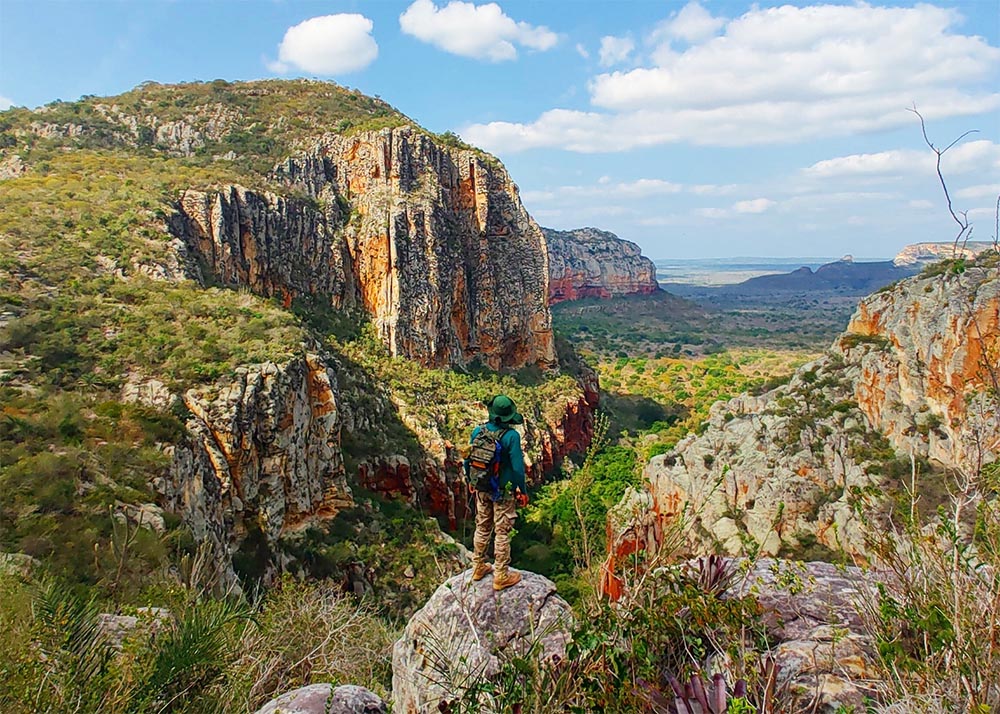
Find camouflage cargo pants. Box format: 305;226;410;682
472;492;517;576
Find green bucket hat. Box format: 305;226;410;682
486;394;524;425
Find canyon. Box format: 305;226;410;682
605;256;1000;589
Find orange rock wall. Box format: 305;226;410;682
272;127;557;371
839;267;1000;469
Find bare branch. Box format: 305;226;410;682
908;105;976;252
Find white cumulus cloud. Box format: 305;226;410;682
0;95;14;110
269;14;378;75
399;0;556;62
463;3;1000;153
598;36;634;67
804;140;1000;179
652;1;724;45
733;198;776;214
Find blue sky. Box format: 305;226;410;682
1;0;998;260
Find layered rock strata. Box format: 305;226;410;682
170;128;555;371
604;262;999;573
543;227;659;304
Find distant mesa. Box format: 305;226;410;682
893;241;997;267
543;226;660;304
726;256;916;294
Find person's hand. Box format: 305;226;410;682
515;490;529;507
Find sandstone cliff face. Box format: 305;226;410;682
145;347;596;581
271;127;555;371
170;185;353;307
605;262;999;568
172;128;556;371
157;354;352;583
543;227;659;304
840;263;1000;471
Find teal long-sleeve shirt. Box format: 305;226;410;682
469;423;526;495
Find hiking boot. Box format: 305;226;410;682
471;562;493;581
493;569;522;591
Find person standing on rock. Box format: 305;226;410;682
465;394;529;591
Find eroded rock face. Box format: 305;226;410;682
391;569;573;713
171;186;353;308
173;128;556;371
159;354;352;583
607;356;883;563
605;265;999;572
543;227;660;304
839;264;1000;471
270;126;555;371
0;154;26;180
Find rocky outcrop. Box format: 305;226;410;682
392;569;573;713
732;559;878;712
157;348;596;577
543;227;659;304
0;154;26;180
159;354;352;583
255;684;387;714
267;127;555;371
172;128;556;371
840;263;1000;471
607;355;884;562
604;262;999;570
894;241;997;267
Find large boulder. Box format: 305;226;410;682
392;569;573;713
254;684;387;714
